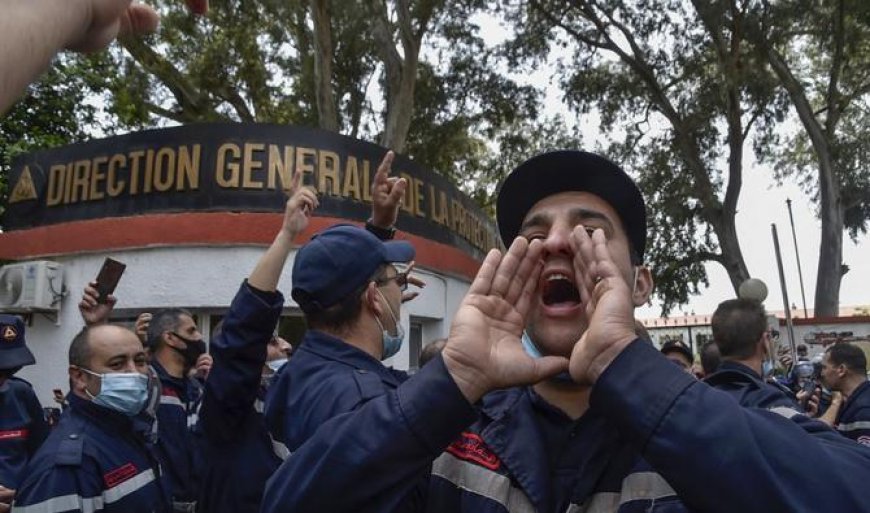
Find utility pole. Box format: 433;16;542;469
786;199;809;318
772;224;797;357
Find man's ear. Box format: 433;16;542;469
68;366;89;394
364;282;384;317
632;266;654;306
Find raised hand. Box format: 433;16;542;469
568;226;637;384
401;261;426;303
282;170;319;238
67;0;207;53
78;281;116;327
442;238;568;403
135;312;152;344
370;151;408;228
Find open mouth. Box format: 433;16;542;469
541;273;581;307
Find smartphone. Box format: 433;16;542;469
95;258;126;304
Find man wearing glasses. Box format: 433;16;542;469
263;223;416;451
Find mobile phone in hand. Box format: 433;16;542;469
95;258;126;304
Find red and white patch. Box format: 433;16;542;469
104;462;138;488
857;436;870;447
446;432;501;471
2;326;17;342
0;429;28;441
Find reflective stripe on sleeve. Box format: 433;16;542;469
767;406;801;419
160;395;184;407
12;494;103;513
432;452;535;513
838;420;870;433
568;471;678;513
103;468;155;504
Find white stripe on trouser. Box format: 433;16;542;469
568;471;678;513
431;452;535;513
838;420;870;433
12;469;155;513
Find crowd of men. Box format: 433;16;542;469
3;1;870;512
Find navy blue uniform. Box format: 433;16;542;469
196;282;286;513
836;380;870;446
705;361;804;414
261;340;870;513
12;394;170;513
0;377;49;490
264;329;408;450
151;362;203;511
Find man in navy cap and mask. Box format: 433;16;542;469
262;150;870;513
0;316;49;510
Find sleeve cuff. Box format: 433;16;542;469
396;354;478;454
242;279;284;307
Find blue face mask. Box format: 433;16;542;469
376;290;404;361
521;332;574;382
81;369;149;416
267;358;288;373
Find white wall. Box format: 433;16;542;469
14;246;471;406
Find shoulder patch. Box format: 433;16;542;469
857;436;870;447
445;431;501;471
56;436;84;466
104;462;138;488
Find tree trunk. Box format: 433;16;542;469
714;212;751;294
380;53;417;152
814;158;844;317
310;0;339;132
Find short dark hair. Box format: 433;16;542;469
797;344;808;355
69;327;92;368
147;308;193;349
700;341;721;375
826;343;867;375
711;298;767;360
305;265;387;334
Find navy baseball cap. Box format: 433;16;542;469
291;224;415;313
496;150;647;261
0;315;34;369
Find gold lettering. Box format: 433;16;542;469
143;149;155;193
46;165;66;207
177;145;200;191
413;178;425;218
128;151;144;195
342;156;362;201
107;154;126;197
63;163;73;204
216;143;241;188
400;173;414;213
242;143;265;189
362;160;372;201
89;156;108;201
71;160;91;203
318;150;340;196
295;147;316;189
267;145;293;190
153;147;175;192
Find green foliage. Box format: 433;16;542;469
0;55;111;216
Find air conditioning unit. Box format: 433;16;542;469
0;261;63;312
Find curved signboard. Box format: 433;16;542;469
5;123;499;259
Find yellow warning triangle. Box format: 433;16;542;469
9;166;37;203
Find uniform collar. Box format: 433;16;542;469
298;330;403;386
69;393;136;432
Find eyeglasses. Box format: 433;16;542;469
375;271;409;292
